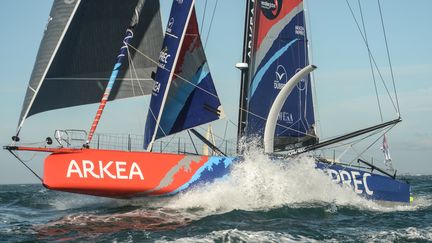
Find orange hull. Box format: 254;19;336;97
43;149;234;198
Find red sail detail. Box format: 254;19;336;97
254;0;302;50
174;7;201;76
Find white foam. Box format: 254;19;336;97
166;148;369;214
363;227;432;242
164;147;430;215
49;193;116;211
155;229;319;243
47;145;430;215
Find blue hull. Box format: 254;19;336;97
315;161;410;203
187;156;411;204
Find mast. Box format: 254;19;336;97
86;0;146;145
236;0;255;153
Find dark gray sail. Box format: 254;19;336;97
18;0;163;131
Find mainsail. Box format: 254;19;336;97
143;0;223;151
17;0;163;133
242;0;317;151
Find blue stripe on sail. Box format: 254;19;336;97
195;62;210;85
171;73;220;133
250;38;298;97
159;63;211;135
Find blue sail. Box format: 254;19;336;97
144;0;222;150
245;0;317;151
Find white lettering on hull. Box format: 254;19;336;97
325;169;374;196
67;160;144;180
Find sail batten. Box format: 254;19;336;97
17;0;163;134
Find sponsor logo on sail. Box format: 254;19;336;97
167;17;175;33
153;81;161;94
295;68;307;91
67;159;144;180
260;0;283;20
246;0;255;60
295;25;305;36
159;46;171;69
274;65;287;90
278;112;294;123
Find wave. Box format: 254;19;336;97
353;227;432;242
163;148;429;215
44;147;431;217
154;229;317;243
152;226;432;242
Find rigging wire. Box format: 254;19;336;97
348;125;396;164
126;45;168;141
7;150;43;183
200;0;208;34
319;125;389;151
195;125;233;142
217;120;230;148
126;46;148;96
349;146;368;165
204;0;219;49
127;44;220;99
314;124;396;167
126;44;236;150
127;47;137;97
187;130;199;154
161;134;178;152
345;0;399;114
240;108;319;139
304;0;323;141
377;0;401;116
228;119;238;128
126;45;148;132
357;0;384;122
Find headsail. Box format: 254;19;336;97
143;0;223;151
242;0;317;151
17;0;163;133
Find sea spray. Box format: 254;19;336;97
167;148;368;213
1;176;431;241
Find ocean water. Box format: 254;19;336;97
1;154;431;242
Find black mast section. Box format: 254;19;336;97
237;0;255;153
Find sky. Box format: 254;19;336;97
0;0;431;184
